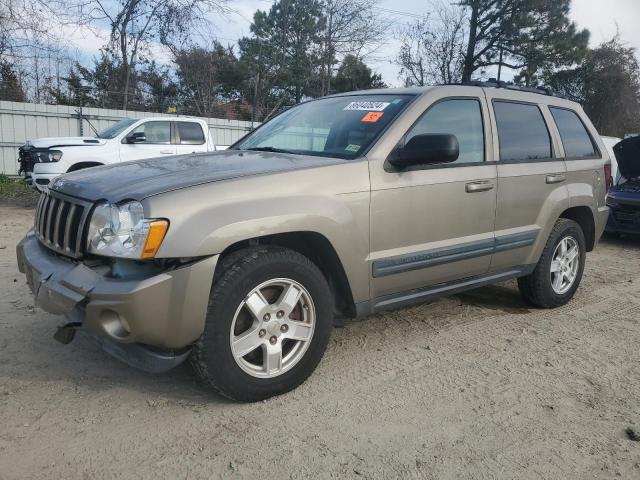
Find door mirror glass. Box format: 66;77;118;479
389;134;459;168
126;131;147;143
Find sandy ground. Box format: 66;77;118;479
0;205;639;479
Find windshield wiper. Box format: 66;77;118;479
245;146;295;154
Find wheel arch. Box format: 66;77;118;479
559;205;596;251
66;161;104;172
217;231;356;321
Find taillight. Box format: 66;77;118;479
604;164;613;192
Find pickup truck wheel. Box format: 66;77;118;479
191;246;333;402
517;218;586;308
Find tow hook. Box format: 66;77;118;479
53;322;82;345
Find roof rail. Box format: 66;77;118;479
454;79;571;100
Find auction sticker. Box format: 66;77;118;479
361;112;384;123
344;101;390;111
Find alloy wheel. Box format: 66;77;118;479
229;278;316;378
550;236;580;295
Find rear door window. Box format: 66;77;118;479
493;101;552;161
550;107;597;159
177;122;206;145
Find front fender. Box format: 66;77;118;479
145;161;372;302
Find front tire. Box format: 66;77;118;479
518;218;586;308
191;246;333;402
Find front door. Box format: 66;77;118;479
369;90;497;300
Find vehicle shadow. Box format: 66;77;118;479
600;232;640;249
455;281;531;315
1;313;233;405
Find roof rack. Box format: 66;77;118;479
455;79;571;100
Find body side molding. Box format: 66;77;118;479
372;230;539;278
357;264;536;317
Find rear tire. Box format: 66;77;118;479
190;246;333;402
518;218;586;308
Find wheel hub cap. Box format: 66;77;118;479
230;278;316;379
550;236;580;295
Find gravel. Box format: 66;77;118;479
1;205;639;479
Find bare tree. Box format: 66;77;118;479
319;0;387;95
0;0;81;101
396;3;466;86
88;0;230;109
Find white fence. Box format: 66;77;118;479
0;101;256;176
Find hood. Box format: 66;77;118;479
613;136;640;180
26;137;107;149
49;150;346;203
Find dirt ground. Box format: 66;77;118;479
1;204;639;479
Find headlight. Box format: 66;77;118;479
49;150;63;162
606;195;618;207
36;150;63;162
86;201;168;259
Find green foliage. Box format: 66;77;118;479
332;55;386;93
239;0;325;119
173;43;245;117
546;36;640;138
0;61;26;102
0;174;38;206
457;0;589;84
511;0;590;86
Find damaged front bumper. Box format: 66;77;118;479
16;231;218;372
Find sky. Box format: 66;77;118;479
62;0;640;87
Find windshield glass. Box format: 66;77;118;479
235;94;415;158
96;118;137;139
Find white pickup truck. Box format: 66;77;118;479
18;117;228;191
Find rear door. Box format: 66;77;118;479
119;120;176;161
550;106;608;208
369;87;497;299
486;91;568;272
175;121;209;155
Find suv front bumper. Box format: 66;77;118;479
17;232;217;352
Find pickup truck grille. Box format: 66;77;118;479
34;192;91;258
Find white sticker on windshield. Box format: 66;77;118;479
344;101;390;111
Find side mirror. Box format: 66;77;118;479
388;133;459;169
126;131;146;143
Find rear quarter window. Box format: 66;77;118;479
493;101;552;161
550;107;597;159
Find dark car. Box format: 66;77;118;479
606;136;640;235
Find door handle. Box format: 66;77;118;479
465;181;495;193
159;150;174;155
545;174;566;184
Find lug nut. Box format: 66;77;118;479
280;324;288;333
277;310;284;318
269;336;277;345
263;313;271;321
258;329;266;338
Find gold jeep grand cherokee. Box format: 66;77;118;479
17;83;611;401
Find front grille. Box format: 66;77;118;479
613;203;640;227
18;146;53;175
617;180;640;194
34;192;91;258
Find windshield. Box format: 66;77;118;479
96;118;137;139
235;94;415;159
